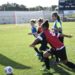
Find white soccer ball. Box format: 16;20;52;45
4;66;13;75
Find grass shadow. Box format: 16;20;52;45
42;65;71;75
0;54;31;69
59;63;75;73
49;58;75;74
42;58;73;75
42;72;53;75
51;65;71;75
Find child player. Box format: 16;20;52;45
37;18;49;62
52;12;63;43
28;19;42;58
30;20;75;71
28;19;48;62
37;18;43;34
29;19;49;69
28;19;38;37
51;12;72;62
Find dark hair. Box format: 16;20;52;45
42;20;49;28
38;18;43;23
52;13;61;23
30;19;36;23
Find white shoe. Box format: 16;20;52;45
35;53;39;56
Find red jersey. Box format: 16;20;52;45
38;26;43;33
44;29;64;49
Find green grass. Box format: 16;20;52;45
0;22;75;75
66;14;75;18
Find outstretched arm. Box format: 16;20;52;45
63;34;72;38
57;33;72;38
28;32;38;37
60;34;72;38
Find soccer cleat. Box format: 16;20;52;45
40;67;50;72
35;53;44;62
35;53;39;56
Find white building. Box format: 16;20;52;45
0;11;51;24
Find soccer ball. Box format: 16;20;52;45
4;66;13;75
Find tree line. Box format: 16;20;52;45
0;3;57;11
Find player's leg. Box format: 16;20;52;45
50;48;54;59
55;36;64;62
57;47;75;69
43;51;51;70
34;47;43;61
34;47;40;54
50;48;60;63
39;44;49;62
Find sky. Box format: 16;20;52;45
0;0;59;7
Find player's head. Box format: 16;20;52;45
38;18;43;26
42;20;49;30
52;12;61;22
30;19;36;26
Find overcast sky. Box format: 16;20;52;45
0;0;59;7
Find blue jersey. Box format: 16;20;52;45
31;26;37;34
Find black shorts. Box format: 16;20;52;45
55;47;67;61
48;47;67;61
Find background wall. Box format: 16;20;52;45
0;11;51;24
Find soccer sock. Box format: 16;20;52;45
39;51;44;61
39;52;43;57
65;61;75;69
34;47;44;61
34;47;40;54
44;57;50;70
55;55;59;62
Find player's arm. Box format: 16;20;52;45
58;33;72;38
63;34;72;38
28;32;37;35
28;33;33;35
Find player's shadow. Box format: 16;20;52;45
59;63;75;73
51;65;71;75
51;58;75;74
42;58;75;75
0;54;31;69
42;65;71;75
42;72;53;75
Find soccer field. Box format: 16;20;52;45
0;22;75;75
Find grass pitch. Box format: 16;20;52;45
0;22;75;75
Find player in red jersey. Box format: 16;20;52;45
37;18;49;62
37;18;43;33
30;20;75;70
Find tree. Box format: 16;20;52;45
51;5;58;11
0;3;28;11
0;3;57;11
